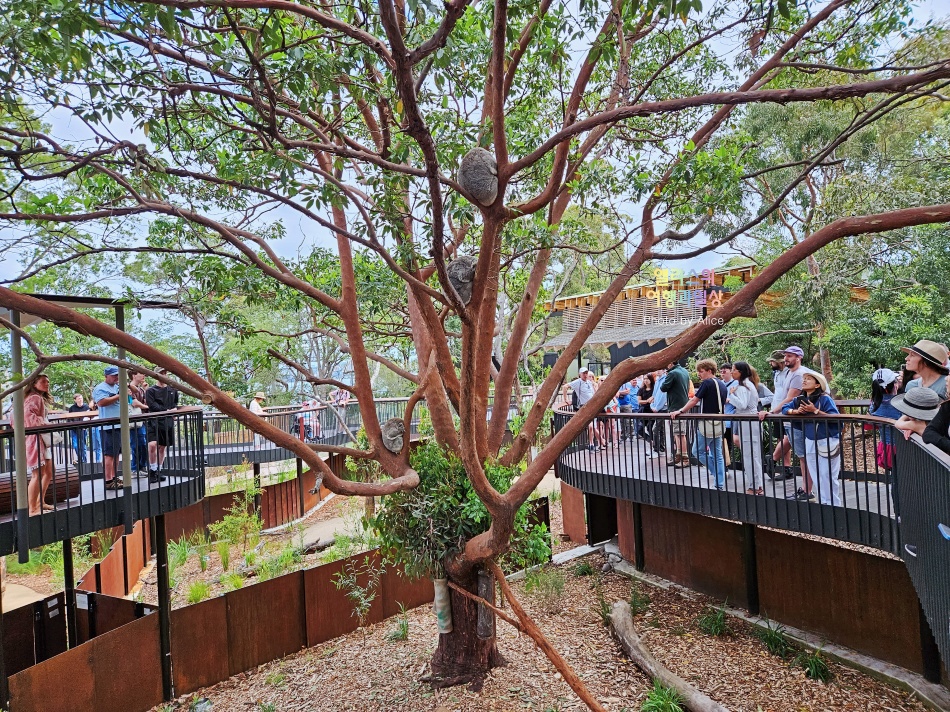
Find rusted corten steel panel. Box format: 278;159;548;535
206;491;240;529
2;604;36;676
37;593;68;661
91;614;163;712
90;526;124;557
9;640;94;712
381;570;434;618
76;565;98;592
560;482;587;543
94;594;140;637
97;543;127;597
640;505;747;607
616;500;636;562
124;521;146;595
304;551;386;646
756;528;924;674
164;500;206;541
226;571;306;676
171;596;229;696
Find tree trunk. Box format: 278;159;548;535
429;572;505;688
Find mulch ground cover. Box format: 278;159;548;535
150;548;929;712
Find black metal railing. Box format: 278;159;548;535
552;406;900;554
894;435;950;668
0;408;205;554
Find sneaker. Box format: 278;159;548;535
149;470;167;484
104;478;123;491
588;445;597;452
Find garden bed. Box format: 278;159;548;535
150;549;929;712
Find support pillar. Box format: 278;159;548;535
632;502;645;572
155;514;174;700
253;462;262;514
10;310;30;564
740;523;759;616
63;537;78;647
296;458;305;518
920;599;942;683
116;306;133;535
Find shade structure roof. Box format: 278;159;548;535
540;320;696;350
4;293;180;327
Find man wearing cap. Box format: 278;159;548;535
145;369;177;482
92;366;124;490
901;340;949;399
660;360;691;466
769;346;816;495
564;368;602;451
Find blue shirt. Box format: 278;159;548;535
782;394;840;440
652;375;668;412
616;382;635;408
92;381;120;430
869;396;901;445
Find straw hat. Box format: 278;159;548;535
253;391;266;400
892;387;942;421
802;371;828;394
901;340;950;375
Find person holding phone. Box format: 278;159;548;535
782;372;841;505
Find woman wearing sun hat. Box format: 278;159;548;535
891;387;942;439
782;371;841;505
901;340;949;398
249;392;266;448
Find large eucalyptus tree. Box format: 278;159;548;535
2;0;950;703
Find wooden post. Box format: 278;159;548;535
740;523;759;616
632;502;645;572
296;457;305;518
253;462;262;514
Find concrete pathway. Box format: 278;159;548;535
3;583;45;610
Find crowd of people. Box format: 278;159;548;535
564;338;950;503
6;365;181;515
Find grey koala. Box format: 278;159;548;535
457;147;498;206
381;418;405;454
447;255;478;305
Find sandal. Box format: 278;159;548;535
104;478;123;491
754;488;765;496
42;503;55;512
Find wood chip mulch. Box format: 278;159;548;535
151;552;929;712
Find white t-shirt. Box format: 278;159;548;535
567;378;596;406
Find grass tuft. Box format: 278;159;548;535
629;583;651;616
796;648;832;682
696;603;730;636
755;617;793;658
185;581;211;604
573;560;596;577
524;566;566;614
640;679;684;712
385;603;410;642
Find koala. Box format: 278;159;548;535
381;417;405;454
447;255;478;305
457;147;498;206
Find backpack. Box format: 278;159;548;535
571;388;580;410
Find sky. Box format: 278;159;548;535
3;0;950;292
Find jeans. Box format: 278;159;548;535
130;425;148;471
693;430;726;489
91;427;102;462
619;405;633;437
71;430;86;464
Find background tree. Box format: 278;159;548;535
3;0;950;704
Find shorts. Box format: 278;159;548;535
785;425;806;458
146;419;175;447
670;419;689;435
102;429;124;457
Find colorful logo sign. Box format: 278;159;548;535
645;268;726;310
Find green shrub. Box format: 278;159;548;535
186;581;211;604
573;560;595;577
796;648;832;682
333;555;383;628
524;566;566;613
641;680;684;712
168;537;192;569
755;618;792;658
696;603;729;636
371;440;550;579
259;545;301;581
208;486;262;552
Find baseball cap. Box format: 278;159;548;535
784;346;805;358
578;367;589;374
769;350;786;361
872;368;898;387
104;365;120;376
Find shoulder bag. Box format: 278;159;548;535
699;380;725;439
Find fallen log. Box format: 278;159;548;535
609;601;730;712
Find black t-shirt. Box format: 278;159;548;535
638;387;654;414
68;404;90;414
695;378;727;415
